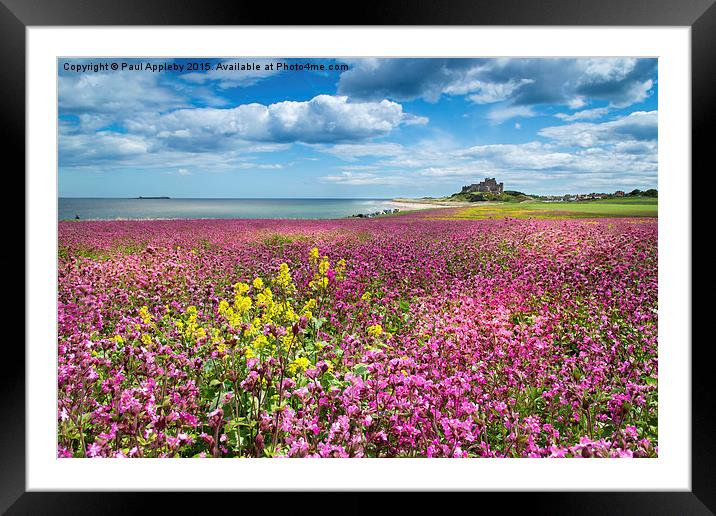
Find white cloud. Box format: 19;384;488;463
59;72;184;115
538;111;657;147
568;97;587;109
128;95;426;145
446;78;534;104
487;105;536;123
337;58;657;109
581;58;638;82
317;127;656;194
321;171;409;186
59;132;151;166
318;142;407;161
162;168;193;176
555;107;611;122
181;59;279;89
458;142;575;170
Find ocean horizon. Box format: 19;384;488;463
58;197;402;221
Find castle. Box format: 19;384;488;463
461;178;504;194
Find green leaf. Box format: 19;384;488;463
353;363;369;376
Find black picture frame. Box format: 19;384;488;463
4;0;709;513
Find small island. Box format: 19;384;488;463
137;196;171;199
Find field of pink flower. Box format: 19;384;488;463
57;213;657;458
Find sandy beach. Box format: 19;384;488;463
388;199;473;211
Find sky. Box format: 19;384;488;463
58;57;657;198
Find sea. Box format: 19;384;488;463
58;198;401;221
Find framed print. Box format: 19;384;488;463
5;0;712;513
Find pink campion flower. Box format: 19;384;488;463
86;442;103;458
177;432;193;445
199;432;214;446
289;438;309;458
493;401;508;416
98;423;118;441
57;217;657;458
549;446;568;458
57;446;73;458
255;433;265;453
208;407;223;420
292;387;309;401
240;371;260;392
613;449;634;458
180;412;199;427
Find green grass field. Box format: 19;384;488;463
434;197;657;220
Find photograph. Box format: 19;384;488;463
57;56;659;459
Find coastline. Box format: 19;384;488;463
389;198;473;211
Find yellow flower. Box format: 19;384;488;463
335;259;347;281
278;301;298;322
309;247;319;263
233;295;252;315
276;263;296;293
243;322;257;338
318;256;330;275
252;334;269;353
140;333;152;346
139;305;152;325
288;356;310;375
113;335;124;345
367;324;383;337
310;277;328;289
186;305;198;324
234;282;250;295
253;277;264;290
300;299;316;319
361;291;372;302
281;333;295;352
218;299;229;315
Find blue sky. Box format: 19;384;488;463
58;58;657;197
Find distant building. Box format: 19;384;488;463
461;177;504;194
614;190;625;197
